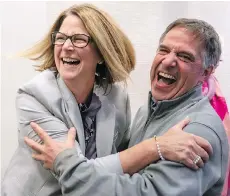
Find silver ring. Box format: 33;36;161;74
193;155;201;165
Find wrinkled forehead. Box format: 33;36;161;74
160;27;203;56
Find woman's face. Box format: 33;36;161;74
54;14;101;83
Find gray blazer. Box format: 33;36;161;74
2;69;131;196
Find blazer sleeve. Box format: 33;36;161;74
16;88;124;175
117;93;131;151
16;89;73;144
53;122;228;196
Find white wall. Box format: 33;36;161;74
1;1;230;179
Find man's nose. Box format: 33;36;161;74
161;52;177;67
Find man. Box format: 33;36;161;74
25;18;229;195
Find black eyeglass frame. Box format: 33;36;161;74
51;31;92;48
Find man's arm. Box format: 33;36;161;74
20;89;211;177
53;123;226;196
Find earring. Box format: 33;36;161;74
98;60;104;65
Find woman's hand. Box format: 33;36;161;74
157;117;213;170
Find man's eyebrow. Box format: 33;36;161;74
158;44;170;49
159;44;196;61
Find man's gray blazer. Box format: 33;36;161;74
2;69;131;196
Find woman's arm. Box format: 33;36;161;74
118;94;212;173
25;117;212;174
17;89;73;143
119;117;212;174
17;89;121;174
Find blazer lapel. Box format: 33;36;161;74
96;96;116;157
57;76;86;155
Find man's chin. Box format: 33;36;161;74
151;86;170;101
151;92;170;101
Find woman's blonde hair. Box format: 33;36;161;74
21;3;136;89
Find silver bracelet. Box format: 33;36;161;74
154;135;165;161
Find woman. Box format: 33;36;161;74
202;74;230;196
2;4;212;196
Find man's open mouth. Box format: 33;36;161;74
157;72;177;85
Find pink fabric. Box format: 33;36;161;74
202;75;230;196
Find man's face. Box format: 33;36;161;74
150;27;210;101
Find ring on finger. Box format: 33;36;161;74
193;155;201;165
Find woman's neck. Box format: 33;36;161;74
64;77;95;104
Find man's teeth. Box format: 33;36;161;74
159;72;176;80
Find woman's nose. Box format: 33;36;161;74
62;38;74;50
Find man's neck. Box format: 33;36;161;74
151;84;202;104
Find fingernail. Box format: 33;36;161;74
71;127;76;131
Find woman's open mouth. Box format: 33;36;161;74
62;57;80;66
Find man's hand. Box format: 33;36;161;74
24;122;76;170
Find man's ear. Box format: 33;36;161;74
202;65;214;81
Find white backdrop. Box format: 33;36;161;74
1;1;230;179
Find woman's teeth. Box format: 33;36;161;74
62;58;80;65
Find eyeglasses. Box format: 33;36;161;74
51;31;91;48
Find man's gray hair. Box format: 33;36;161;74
159;18;222;69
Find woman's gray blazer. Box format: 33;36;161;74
2;69;131;196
